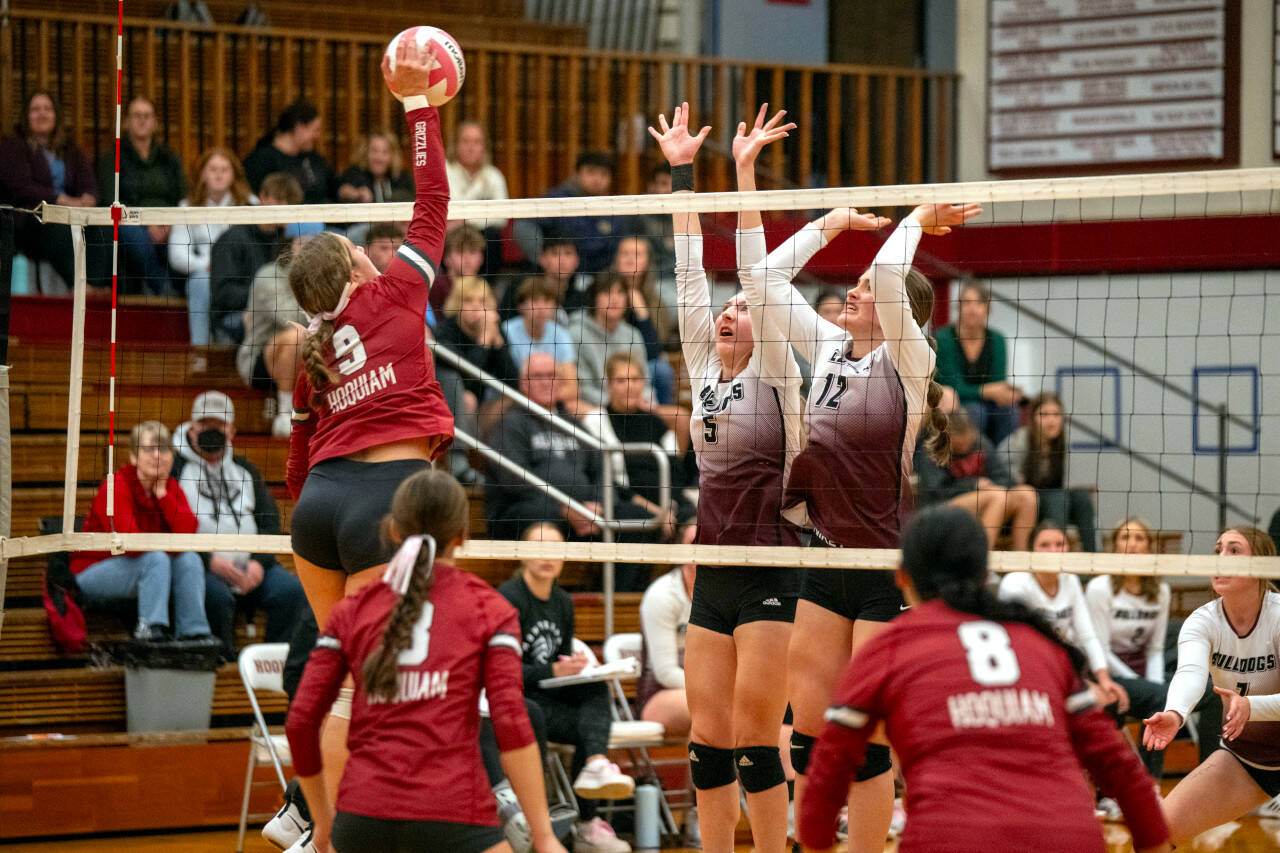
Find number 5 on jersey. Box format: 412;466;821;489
958;621;1021;686
702;415;718;444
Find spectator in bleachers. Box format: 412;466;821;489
71;420;212;642
169;147;257;346
0;90;98;293
171;391;308;661
96;95;184;296
608;236;676;405
916;408;1038;551
435;275;519;482
499;236;587;322
431;223;487;316
578;351;683;535
485;353;664;589
570;273;655;409
632;162;675;280
813;287;844;325
336;130;413;204
637;518;695;737
998;391;1098;551
209;172;301;344
501;276;575;371
1085;517;1171;781
243;99;334;205
445;120;508;273
363;221;405;274
237;226;312;437
934;280;1024;445
499;521;634;853
513;151;632;274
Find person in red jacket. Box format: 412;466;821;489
72;421;212;641
798;505;1170;853
287;469;567;853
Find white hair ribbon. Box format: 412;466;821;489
382;534;436;596
305;281;357;334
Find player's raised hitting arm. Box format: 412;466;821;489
649;103;714;378
379;38;450;299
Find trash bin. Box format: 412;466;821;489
113;638;222;733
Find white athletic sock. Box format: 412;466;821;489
277;389;291;417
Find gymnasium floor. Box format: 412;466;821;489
5;819;1280;853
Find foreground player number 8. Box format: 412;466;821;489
957;621;1021;686
397;602;435;666
333;324;368;376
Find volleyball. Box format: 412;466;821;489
383;26;465;106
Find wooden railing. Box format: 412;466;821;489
2;10;957;197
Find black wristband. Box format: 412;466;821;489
671;163;694;192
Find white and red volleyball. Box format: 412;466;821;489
384;26;465;106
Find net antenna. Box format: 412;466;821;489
105;0;125;525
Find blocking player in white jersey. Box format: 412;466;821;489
741;192;977;851
648;102;801;853
1143;526;1280;845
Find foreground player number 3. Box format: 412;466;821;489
397;601;435;666
333;325;368;376
958;621;1021;686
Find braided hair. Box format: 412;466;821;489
287;231;351;391
902;505;1088;677
362;470;471;702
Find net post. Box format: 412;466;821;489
63;223;88;535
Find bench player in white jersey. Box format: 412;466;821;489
741;194;978;851
1143;526;1280;845
648;102;800;853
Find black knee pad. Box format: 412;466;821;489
733;746;786;794
790;731;816;775
688;742;736;790
855;742;892;781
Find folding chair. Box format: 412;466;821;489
594;635;682;838
236;643;292;853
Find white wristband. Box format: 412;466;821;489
403;95;429;112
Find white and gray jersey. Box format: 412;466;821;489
1165;592;1280;769
1085;575;1170;682
677;227;804;547
998;571;1110;675
743;220;934;547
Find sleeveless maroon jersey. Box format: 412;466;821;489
287;105;453;497
286;563;534;824
799;600;1168;853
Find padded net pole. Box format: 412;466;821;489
62;224;88;535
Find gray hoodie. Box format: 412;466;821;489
567;310;650;407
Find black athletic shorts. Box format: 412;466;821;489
290;457;431;573
332;811;503;853
689;564;802;636
799;534;905;623
1227;750;1280;798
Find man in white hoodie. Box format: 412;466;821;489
172;390;308;661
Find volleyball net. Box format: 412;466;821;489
12;166;1280;582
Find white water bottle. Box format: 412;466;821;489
634;783;659;850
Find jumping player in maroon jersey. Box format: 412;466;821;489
743;194;975;850
798;505;1170;853
648;103;800;853
287;469;567;853
284;39;455;801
